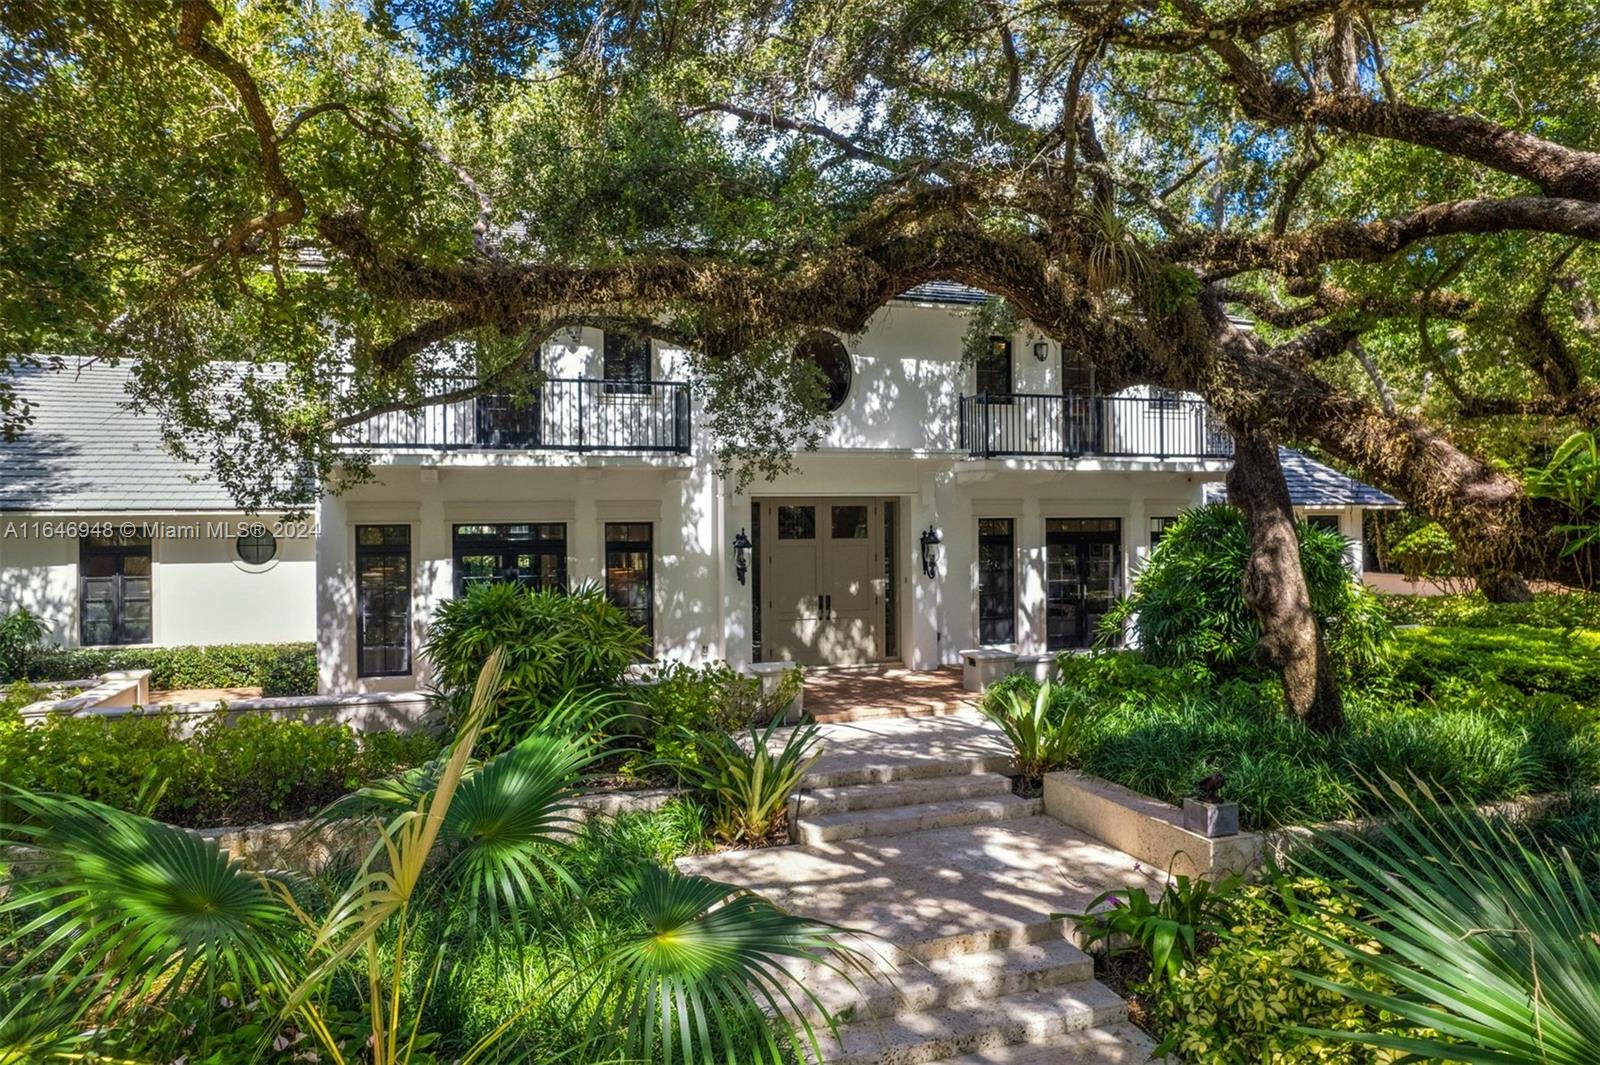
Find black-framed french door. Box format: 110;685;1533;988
604;521;654;641
451;523;567;596
977;517;1016;645
1046;518;1122;650
79;533;152;646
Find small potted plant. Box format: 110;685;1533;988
1182;771;1239;838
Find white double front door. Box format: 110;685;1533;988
760;498;887;666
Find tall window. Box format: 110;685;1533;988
977;336;1013;398
883;500;898;659
452;523;567;596
605;522;654;641
356;525;411;677
977;518;1015;644
79;533;151;646
603;332;650;395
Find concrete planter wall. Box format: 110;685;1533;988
198;787;685;871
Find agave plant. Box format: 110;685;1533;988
672;718;824;845
1286;778;1600;1063
978;680;1080;784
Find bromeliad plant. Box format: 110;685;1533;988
672;717;824;845
978;679;1080;786
1057;871;1241;987
0;650;865;1064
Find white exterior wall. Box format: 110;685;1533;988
0;513;316;648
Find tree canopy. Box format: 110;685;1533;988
3;0;1597;579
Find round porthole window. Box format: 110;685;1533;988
794;331;853;413
236;527;278;566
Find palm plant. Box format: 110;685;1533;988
978;680;1080;784
1285;778;1600;1063
1;650;865;1064
672;717;824;845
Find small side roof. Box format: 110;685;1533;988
0;363;241;513
1203;448;1404;509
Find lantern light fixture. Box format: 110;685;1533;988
732;528;753;585
919;526;942;580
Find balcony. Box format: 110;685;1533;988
959;390;1234;460
341;377;692;454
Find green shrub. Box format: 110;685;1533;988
1394;624;1600;701
26;642;318;696
628;660;802;774
978;679;1081;785
1060;872;1241;988
1104;505;1393;678
668;717;822;845
1387;520;1469;591
1379;590;1600;630
423;581;648;747
0;608;50;681
1147;877;1403;1062
0;707;440;827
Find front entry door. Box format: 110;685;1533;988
761;499;884;665
1046;518;1122;649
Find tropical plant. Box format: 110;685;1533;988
1388;520;1473;594
630;660;802;775
671;717;824;845
0;608;48;682
1287;778;1600;1064
1103;505;1394;678
1057;871;1240;987
1526;429;1600;588
978;679;1080;785
423;580;649;749
0;652;863;1063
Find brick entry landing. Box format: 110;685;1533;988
805;664;976;724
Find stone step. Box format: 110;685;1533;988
796;794;1043;845
811;704;974;725
796;937;1095;1024
804;754;1016;790
811;981;1129;1065
928;1022;1157;1064
796;773;1014;816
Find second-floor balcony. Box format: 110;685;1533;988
342;377;693;454
959;390;1234;460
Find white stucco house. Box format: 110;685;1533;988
0;283;1400;688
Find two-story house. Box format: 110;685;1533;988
316;282;1400;693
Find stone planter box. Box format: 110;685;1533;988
960;648;1018;692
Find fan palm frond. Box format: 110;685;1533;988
593;863;870;1065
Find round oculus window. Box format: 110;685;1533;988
236;528;278;566
794;332;853;412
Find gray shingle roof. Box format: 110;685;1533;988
1203;448;1403;509
0;363;241;512
895;281;993;305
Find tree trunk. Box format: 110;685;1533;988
1478;570;1535;602
1226;427;1344;731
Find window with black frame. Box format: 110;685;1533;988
603;332;650;395
976;336;1013;400
356;525;411;677
1149;516;1179;549
604;522;654;642
977;517;1016;644
79;533;152;646
452;523;567;596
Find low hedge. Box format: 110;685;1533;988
1380;591;1600;630
1394;624;1600;701
27;642;317;696
0;699;441;827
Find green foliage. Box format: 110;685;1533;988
1285;782;1600;1064
1387;521;1469;590
977;679;1081;784
1104;505;1394;679
1059;873;1240;988
1395;624;1600;701
982;651;1600;830
960;296;1023;366
0;707;440;827
26;642;318;696
1379;590;1600;629
423;581;648;748
668;717;823;845
1147;878;1403;1062
0;609;48;682
1526;430;1600;587
630;660;802;773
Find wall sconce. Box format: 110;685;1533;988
732;528;752;585
1032;340;1050;361
919;526;941;580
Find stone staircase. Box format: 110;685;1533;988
679;712;1159;1064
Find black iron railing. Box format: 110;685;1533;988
959;391;1233;459
341;377;692;454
